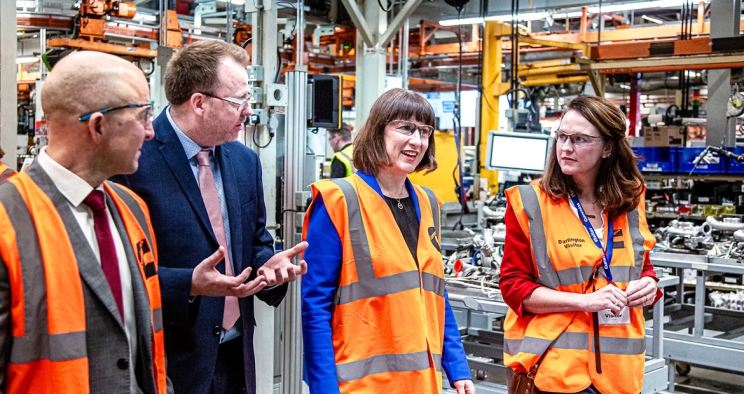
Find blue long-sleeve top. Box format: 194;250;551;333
301;171;472;393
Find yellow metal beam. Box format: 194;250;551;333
521;75;590;87
479;21;504;188
518;36;590;57
518;64;582;77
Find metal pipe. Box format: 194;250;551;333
159;0;167;47
281;70;307;394
226;0;232;44
401;18;409;89
733;229;744;241
40;28;46;79
665;227;703;237
705;216;744;231
295;0;304;67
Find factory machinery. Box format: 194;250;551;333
438;200;744;393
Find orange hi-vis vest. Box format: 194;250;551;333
0;162;14;183
0;174;167;394
504;184;655;394
304;175;446;394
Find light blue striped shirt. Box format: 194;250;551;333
166;107;242;342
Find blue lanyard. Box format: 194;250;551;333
568;190;614;283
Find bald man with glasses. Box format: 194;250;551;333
111;40;307;394
0;51;172;393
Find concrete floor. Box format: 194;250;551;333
671;364;744;394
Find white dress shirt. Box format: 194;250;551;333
37;148;138;392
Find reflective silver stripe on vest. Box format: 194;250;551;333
627;207;646;272
0;168;14;183
337;151;356;174
432;353;442;372
0;184;88;363
331;179;375;281
107;182;154;251
555;265;596;287
331;179;445;305
517;185;561;289
153;307;163;333
591;336;645;355
336;351;438;382
595;265;643;283
503;332;589;355
335;270;421;305
421;272;445;296
420;186;440;246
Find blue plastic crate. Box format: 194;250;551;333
677;147;723;174
633;147;677;173
726;147;744;174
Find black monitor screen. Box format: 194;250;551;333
309;75;340;129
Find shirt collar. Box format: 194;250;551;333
167;106;215;160
36;147;100;207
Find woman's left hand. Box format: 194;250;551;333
453;379;476;394
625;277;658;308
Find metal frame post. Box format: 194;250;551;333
250;1;281;392
281;70;307;394
0;0;17;168
706;0;740;146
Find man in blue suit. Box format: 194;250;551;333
112;40;307;394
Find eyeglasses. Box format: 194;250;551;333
389;120;434;139
555;130;604;147
200;92;252;112
79;103;154;127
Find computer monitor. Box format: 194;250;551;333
485;131;551;173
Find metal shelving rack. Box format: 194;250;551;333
650;252;744;392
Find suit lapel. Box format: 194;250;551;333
217;145;243;271
153;112;216;243
26;161;125;329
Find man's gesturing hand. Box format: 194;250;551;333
190;247;267;297
258;241;309;286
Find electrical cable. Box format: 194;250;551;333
251;124;274;149
452;6;469;222
275;46;283;83
377;0;393;12
474;0;488;172
241;36;252;49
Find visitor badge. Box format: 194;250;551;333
598;306;630;325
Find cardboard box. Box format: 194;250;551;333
643;126;685;147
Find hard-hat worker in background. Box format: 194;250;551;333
328;122;355;178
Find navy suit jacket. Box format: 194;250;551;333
112;111;287;394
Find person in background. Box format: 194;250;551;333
302;88;475;394
328;122;355;178
499;95;662;394
111;39;307;394
0;51;171;393
0;147;15;183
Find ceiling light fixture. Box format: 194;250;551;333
439;0;699;26
16;56;39;64
641;14;664;24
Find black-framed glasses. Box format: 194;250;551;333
78;103;154;126
199;92;252;111
389;120;434;139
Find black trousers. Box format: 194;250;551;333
211;338;246;394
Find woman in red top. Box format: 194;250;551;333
500;95;661;394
